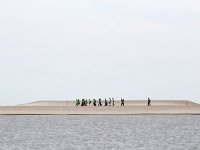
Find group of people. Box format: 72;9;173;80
75;98;151;106
75;98;125;106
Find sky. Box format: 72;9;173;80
0;0;200;105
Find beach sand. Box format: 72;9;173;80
0;100;200;115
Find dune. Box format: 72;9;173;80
1;100;200;115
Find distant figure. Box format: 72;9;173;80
75;99;80;106
148;98;151;106
109;98;111;106
105;99;108;106
89;99;91;105
81;99;85;106
93;99;96;106
85;99;88;106
120;98;124;106
98;98;102;106
112;98;114;106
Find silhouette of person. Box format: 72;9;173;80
81;99;85;106
121;98;124;106
109;98;111;106
148;98;151;106
85;99;88;106
89;99;91;105
105;99;108;106
112;98;114;106
98;98;102;106
93;99;96;106
75;99;80;106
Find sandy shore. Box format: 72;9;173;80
1;100;200;115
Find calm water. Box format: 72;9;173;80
0;115;200;150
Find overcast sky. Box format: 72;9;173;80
0;0;200;105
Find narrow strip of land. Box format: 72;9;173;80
1;100;200;115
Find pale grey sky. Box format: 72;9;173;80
0;0;200;105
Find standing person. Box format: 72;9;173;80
93;99;96;106
98;98;102;106
81;99;84;106
85;99;88;106
75;99;80;106
121;98;124;106
109;98;111;106
148;98;151;106
112;98;114;106
105;99;108;106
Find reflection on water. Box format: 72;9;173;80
0;115;200;150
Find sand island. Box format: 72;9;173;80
0;100;200;115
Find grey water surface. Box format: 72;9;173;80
0;115;200;150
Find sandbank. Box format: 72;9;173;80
0;100;200;115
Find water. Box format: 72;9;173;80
0;115;200;150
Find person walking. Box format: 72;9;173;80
98;98;102;106
93;99;96;106
121;98;124;106
148;97;151;106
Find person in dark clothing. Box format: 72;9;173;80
85;99;88;106
120;98;124;106
93;99;96;106
105;99;108;106
75;99;80;106
81;99;85;106
148;98;151;106
98;98;102;106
